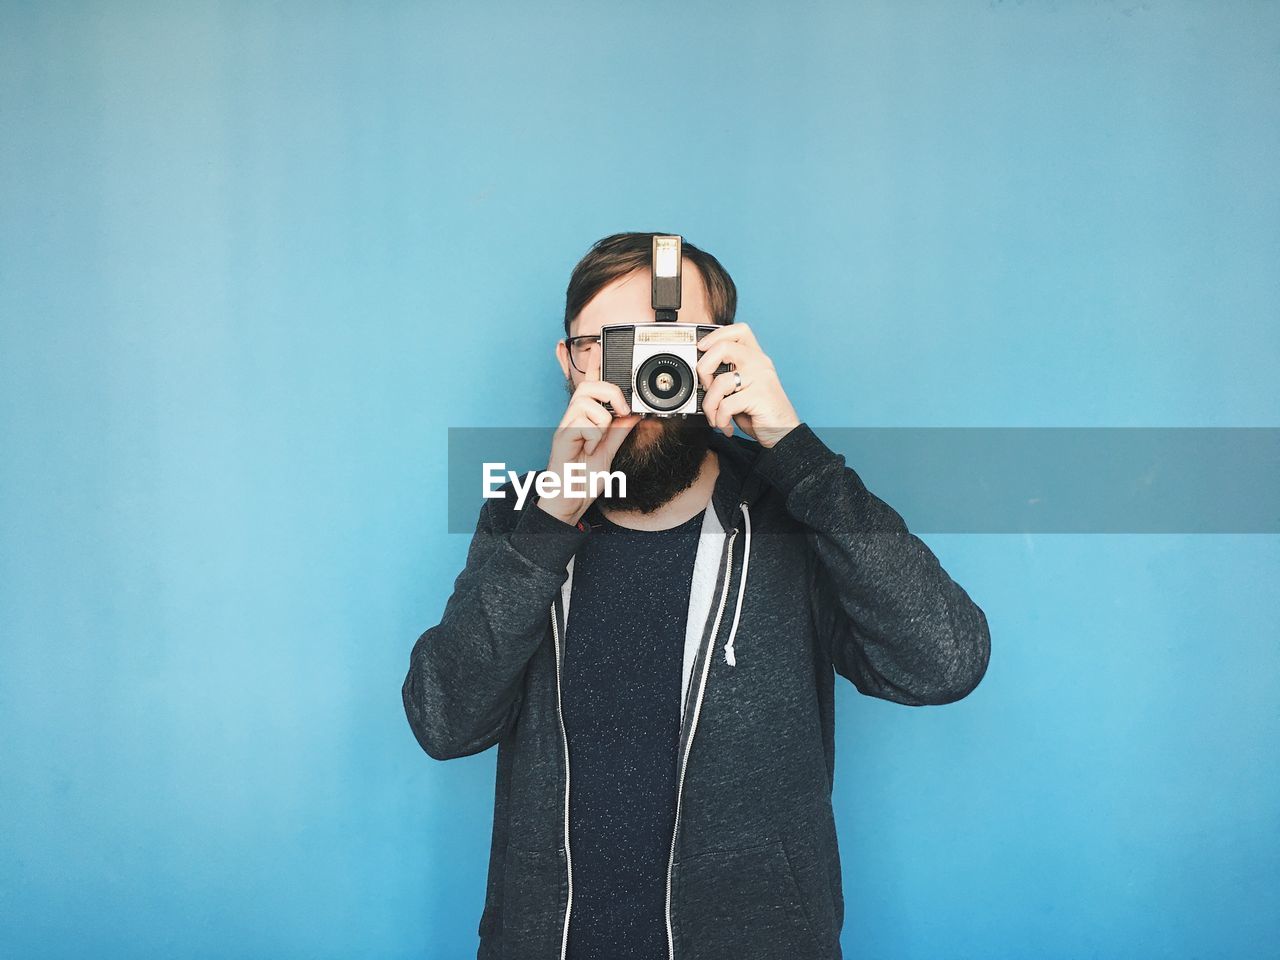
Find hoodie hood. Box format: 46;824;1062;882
705;429;773;532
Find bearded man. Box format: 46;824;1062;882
402;232;992;960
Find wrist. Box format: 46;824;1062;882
535;495;588;528
751;422;853;497
509;496;590;572
757;420;801;449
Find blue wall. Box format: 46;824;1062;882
2;2;1277;957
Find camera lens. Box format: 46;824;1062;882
636;354;694;412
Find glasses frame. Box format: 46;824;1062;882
564;334;602;374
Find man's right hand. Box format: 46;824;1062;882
536;378;641;527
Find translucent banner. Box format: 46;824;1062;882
446;427;1280;535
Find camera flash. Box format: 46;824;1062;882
654;236;680;277
652;235;682;320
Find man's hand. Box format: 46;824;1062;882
696;323;800;448
537;377;641;527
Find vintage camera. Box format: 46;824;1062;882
600;236;731;417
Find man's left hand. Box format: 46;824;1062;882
696;323;801;448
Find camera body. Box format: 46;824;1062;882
601;322;730;416
594;235;731;417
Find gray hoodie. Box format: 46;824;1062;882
403;423;991;960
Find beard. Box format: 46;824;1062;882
604;415;713;513
565;377;712;514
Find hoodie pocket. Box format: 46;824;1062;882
673;838;822;960
500;847;562;960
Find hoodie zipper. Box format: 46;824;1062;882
550;505;746;960
664;519;741;960
550;603;574;960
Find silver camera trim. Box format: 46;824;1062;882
601;321;707;417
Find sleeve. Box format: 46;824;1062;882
401;492;588;759
750;423;991;706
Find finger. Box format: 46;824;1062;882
715;389;752;436
696;322;755;353
701;370;725;426
560;385;608;428
602;382;630;417
557;403;611;457
599;414;641;460
573;379;630;416
566;399;613;431
702;375;725;428
573;378;627;409
702;369;744;421
555;424;588;461
568;420;605;454
696;340;748;389
566;422;598;450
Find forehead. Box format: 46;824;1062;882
570;261;712;336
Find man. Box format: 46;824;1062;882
402;233;991;960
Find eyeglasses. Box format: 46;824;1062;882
564;335;601;374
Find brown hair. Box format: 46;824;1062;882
563;232;737;336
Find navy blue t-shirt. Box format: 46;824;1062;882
562;504;706;960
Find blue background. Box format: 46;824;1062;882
2;2;1277;958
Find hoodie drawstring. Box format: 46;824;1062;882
723;500;752;667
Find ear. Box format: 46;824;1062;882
555;338;572;380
